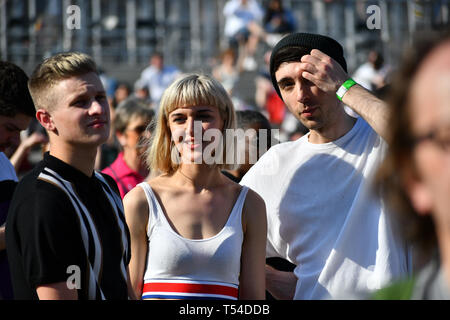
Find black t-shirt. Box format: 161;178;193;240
6;153;130;300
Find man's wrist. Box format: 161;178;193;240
336;78;357;101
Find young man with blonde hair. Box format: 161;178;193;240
6;52;133;300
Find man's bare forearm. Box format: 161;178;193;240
342;84;390;141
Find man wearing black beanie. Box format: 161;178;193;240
240;33;411;299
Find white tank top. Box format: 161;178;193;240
138;182;248;300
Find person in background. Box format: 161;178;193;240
223;0;264;72
129;79;152;108
221;109;296;300
352;50;386;92
110;82;131;110
136;52;181;109
222;110;272;182
247;0;297;47
255;50;286;128
223;0;264;50
374;29;450;299
0;61;36;300
212;48;240;96
262;0;296;35
102;99;154;199
7;131;48;176
95;83;130;171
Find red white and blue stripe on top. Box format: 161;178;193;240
141;279;239;300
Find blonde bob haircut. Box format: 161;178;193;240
146;73;237;174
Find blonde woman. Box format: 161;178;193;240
124;74;266;300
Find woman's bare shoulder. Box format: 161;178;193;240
123;184;149;222
242;187;267;223
124;183;147;204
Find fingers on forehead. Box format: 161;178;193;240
310;49;326;58
301;71;315;82
301;54;321;64
299;62;316;73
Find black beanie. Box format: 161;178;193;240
269;33;347;100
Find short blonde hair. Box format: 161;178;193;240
28;52;98;111
146;73;236;174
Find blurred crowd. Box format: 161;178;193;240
8;0;394;181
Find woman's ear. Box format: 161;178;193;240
36;109;56;132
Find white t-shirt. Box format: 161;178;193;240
240;118;411;299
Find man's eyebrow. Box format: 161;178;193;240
277;78;293;86
68;88;106;102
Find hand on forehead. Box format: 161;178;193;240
298;49;348;93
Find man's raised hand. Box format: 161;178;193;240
300;49;348;93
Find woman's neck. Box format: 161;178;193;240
174;164;223;192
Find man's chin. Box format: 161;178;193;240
297;117;321;130
85;133;110;147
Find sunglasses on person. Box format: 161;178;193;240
127;125;148;135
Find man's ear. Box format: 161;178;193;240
403;169;433;216
36;109;56;132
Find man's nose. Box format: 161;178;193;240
295;84;309;104
89;99;107;116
